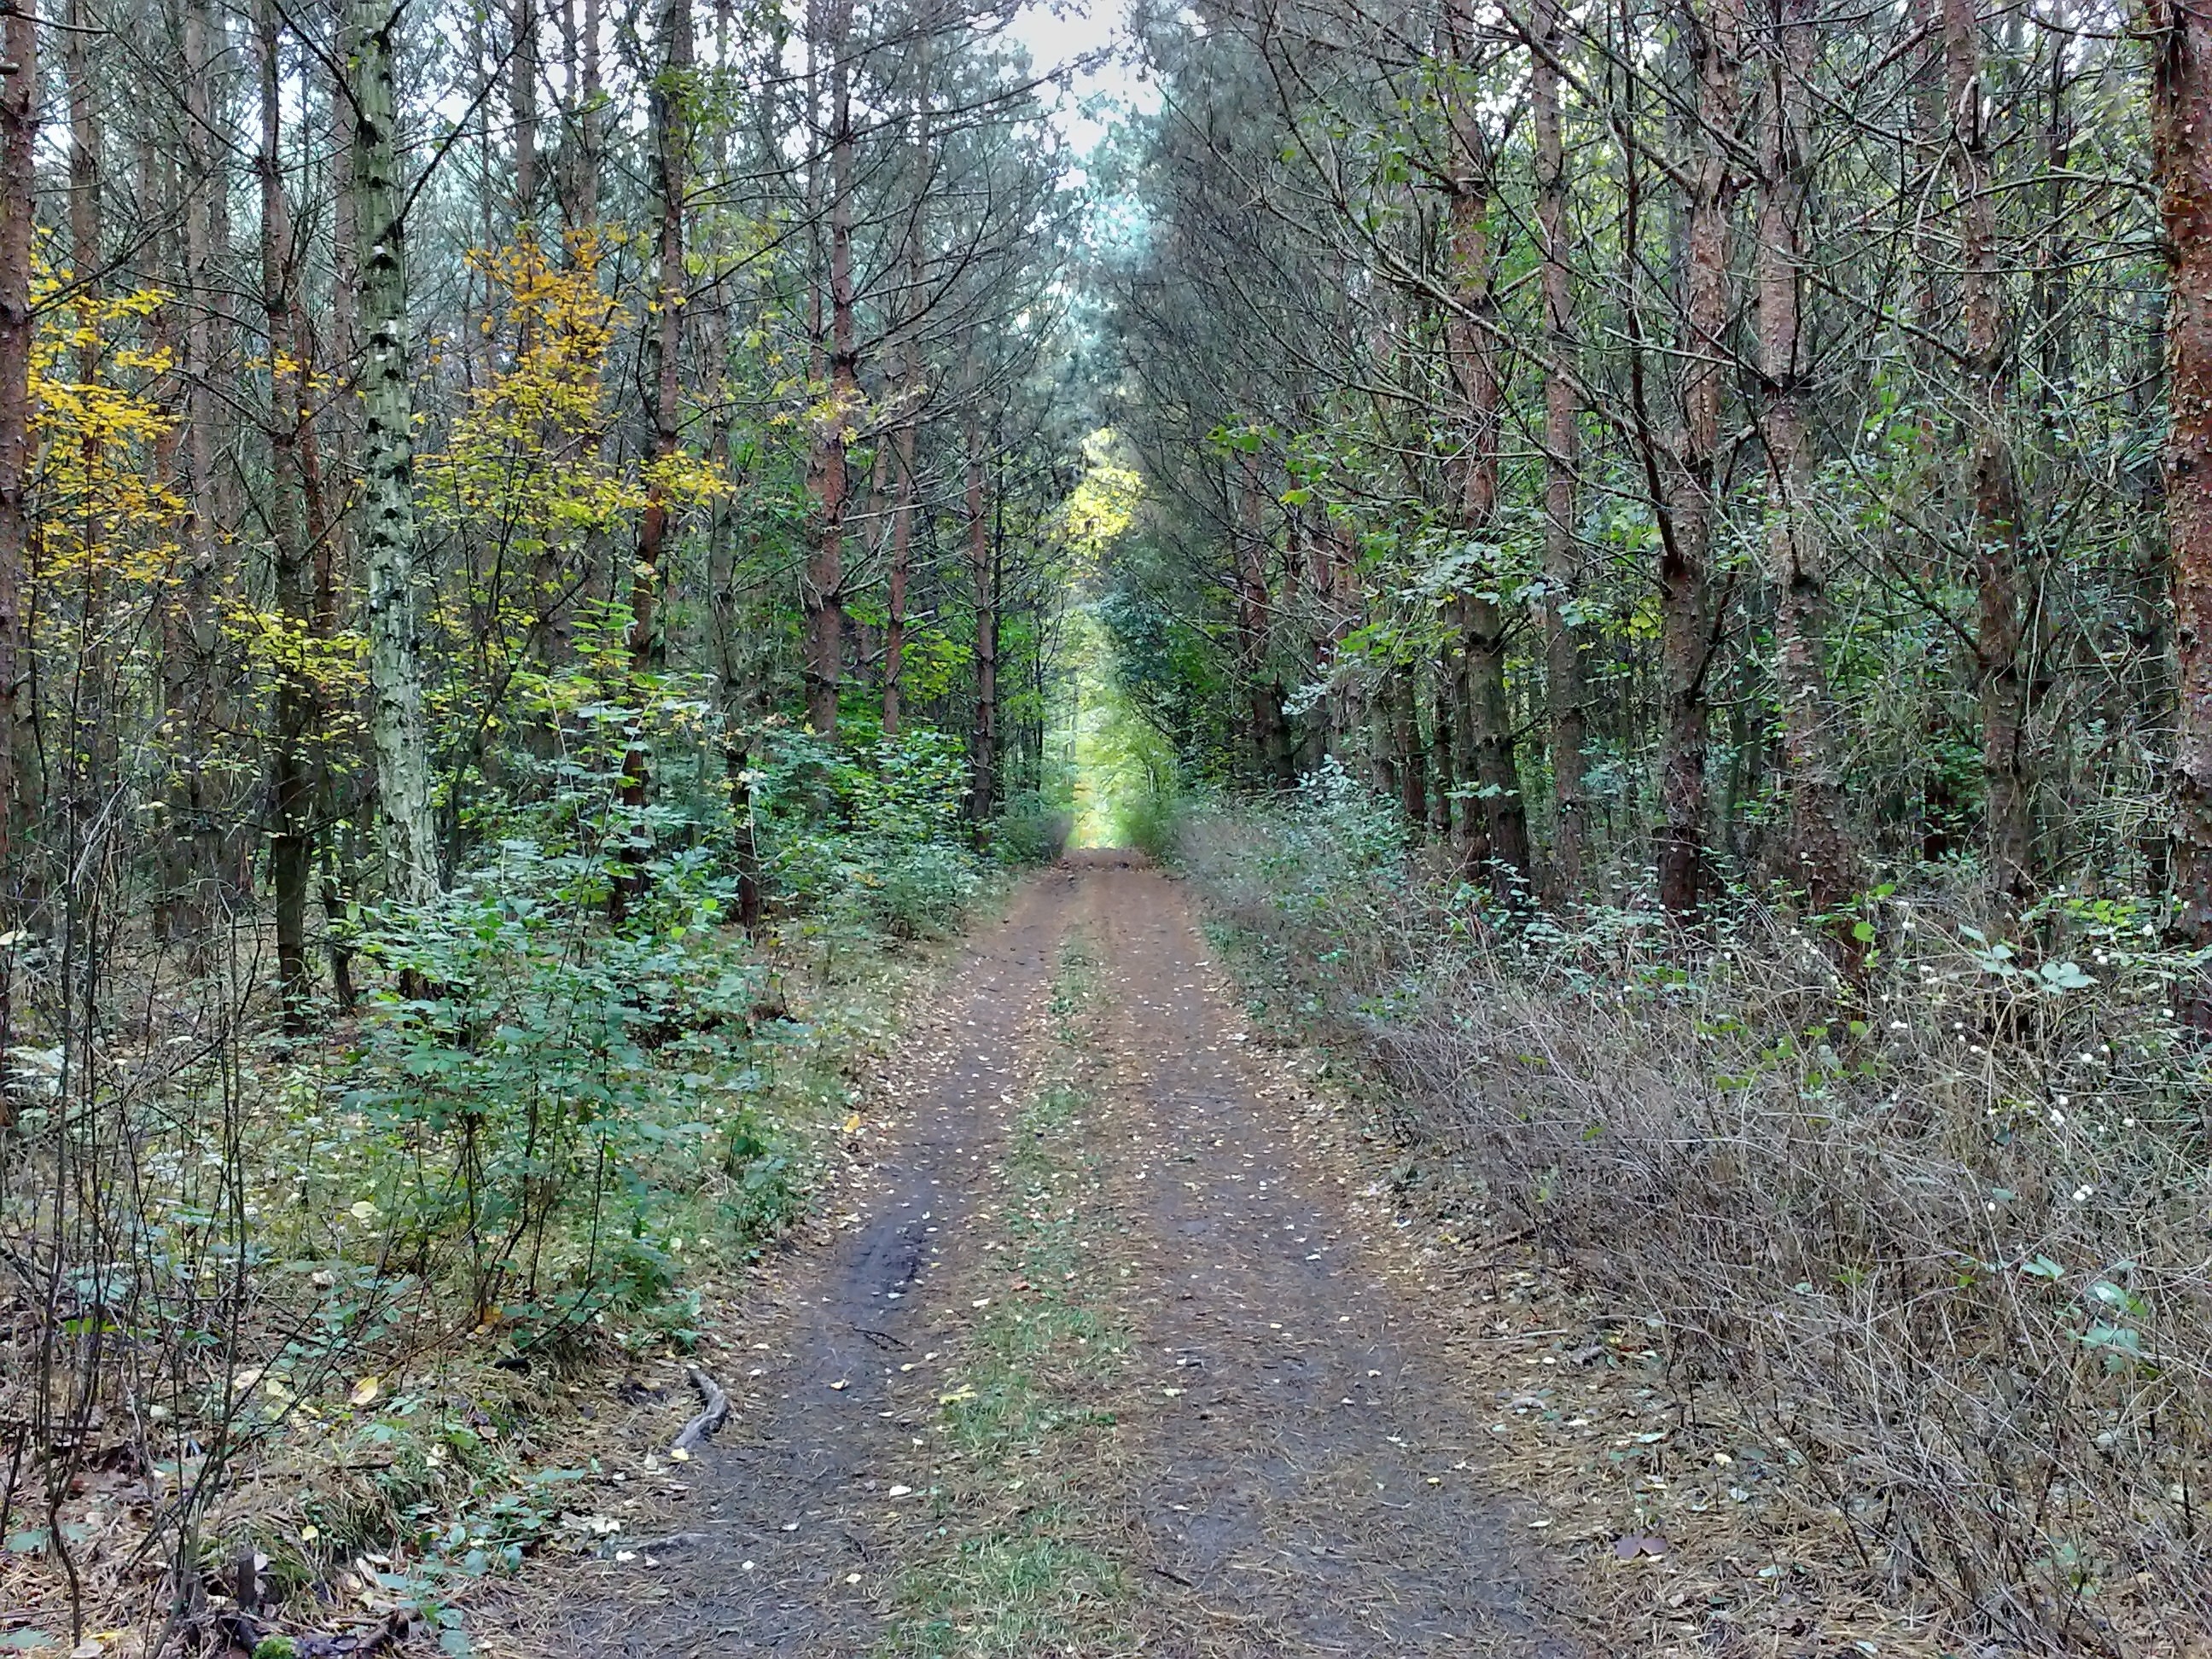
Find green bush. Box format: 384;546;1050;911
853;838;984;939
991;790;1075;864
352;837;787;1341
1109;787;1180;859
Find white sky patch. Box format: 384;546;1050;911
1010;0;1153;171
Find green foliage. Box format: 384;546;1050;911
353;835;789;1336
989;789;1075;864
751;725;989;939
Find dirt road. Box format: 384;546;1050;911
523;855;1576;1656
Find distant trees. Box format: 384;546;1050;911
1109;0;2191;948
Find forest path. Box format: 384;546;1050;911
509;854;1576;1657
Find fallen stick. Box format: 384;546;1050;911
670;1363;730;1454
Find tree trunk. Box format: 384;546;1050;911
1443;4;1532;888
614;0;689;917
66;0;96;311
1390;667;1423;827
1533;0;1589;898
1946;0;2034;906
1235;445;1291;785
2153;0;2212;1018
558;0;603;234
260;0;318;1022
2124;290;2173;889
0;0;31;978
351;0;442;908
628;0;689;675
1658;0;1743;919
1756;0;1856;921
967;414;998;824
883;416;915;736
884;44;931;738
1432;661;1457;838
512;0;538;224
802;0;854;736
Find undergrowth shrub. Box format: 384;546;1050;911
990;789;1076;864
0;705;992;1637
757;725;987;940
1178;783;2212;1653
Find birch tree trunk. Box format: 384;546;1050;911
0;0;32;963
350;0;442;907
629;0;689;678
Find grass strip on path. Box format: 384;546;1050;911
873;931;1143;1659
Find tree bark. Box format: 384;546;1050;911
1533;0;1589;899
351;0;442;908
802;0;855;736
0;0;31;968
2152;0;2212;1017
1755;0;1856;920
883;418;915;736
1394;664;1425;826
1658;0;1743;920
558;0;603;235
512;0;538;224
629;0;689;679
967;413;997;823
1443;3;1532;888
1235;444;1291;785
1946;0;2034;906
883;38;931;738
260;0;318;1022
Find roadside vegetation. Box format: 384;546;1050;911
0;735;1031;1653
1169;776;2212;1650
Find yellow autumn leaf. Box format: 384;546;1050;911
349;1375;381;1407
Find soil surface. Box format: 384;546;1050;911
509;854;1578;1656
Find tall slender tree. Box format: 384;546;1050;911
351;0;442;905
1755;0;1855;917
2153;0;2212;1019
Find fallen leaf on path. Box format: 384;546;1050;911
829;1379;850;1391
1613;1534;1669;1559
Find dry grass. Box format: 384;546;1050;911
1179;791;2212;1656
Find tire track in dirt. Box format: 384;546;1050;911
1083;857;1577;1657
522;867;1083;1656
514;855;1576;1656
